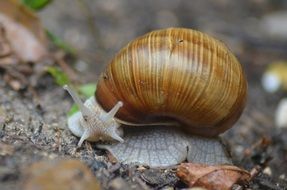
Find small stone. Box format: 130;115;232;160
109;177;132;190
23;159;101;190
137;165;147;172
141;168;178;187
279;174;285;180
263;167;272;176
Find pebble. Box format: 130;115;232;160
141;168;177;187
109;177;132;190
263;167;272;176
23;159;101;190
279;174;285;180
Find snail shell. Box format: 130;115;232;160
96;28;247;137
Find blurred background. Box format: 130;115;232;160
39;0;287;78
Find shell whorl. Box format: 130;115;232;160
96;28;247;137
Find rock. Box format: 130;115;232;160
263;167;272;176
23;159;101;190
140;168;178;187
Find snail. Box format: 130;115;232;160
64;28;247;167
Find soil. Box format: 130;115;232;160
1;0;287;189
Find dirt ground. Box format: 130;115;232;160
1;0;287;189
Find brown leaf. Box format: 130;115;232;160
177;163;251;190
3;64;32;90
0;23;19;65
0;25;13;57
23;159;101;190
107;151;119;164
3;74;21;91
0;0;48;62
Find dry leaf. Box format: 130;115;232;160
177;163;251;190
23;159;101;190
0;23;19;65
2;63;33;90
107;151;119;164
0;24;13;57
0;0;48;62
0;16;43;90
3;74;22;91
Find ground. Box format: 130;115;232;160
1;0;287;189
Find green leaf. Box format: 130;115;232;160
78;83;97;97
46;30;76;54
68;104;79;116
22;0;52;11
47;66;70;86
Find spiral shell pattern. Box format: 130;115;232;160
96;28;247;137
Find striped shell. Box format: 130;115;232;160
96;28;247;137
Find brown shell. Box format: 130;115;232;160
96;28;247;137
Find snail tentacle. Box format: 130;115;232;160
63;85;93;116
78;129;90;146
102;101;123;121
64;85;124;145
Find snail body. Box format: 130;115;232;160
64;28;247;167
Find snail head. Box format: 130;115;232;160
63;85;124;146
